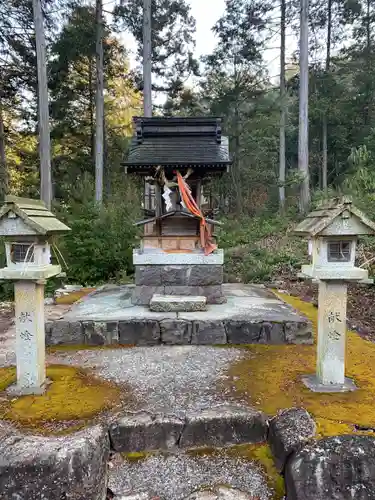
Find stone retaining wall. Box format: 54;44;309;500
0;405;267;500
45;317;312;346
2;405;374;499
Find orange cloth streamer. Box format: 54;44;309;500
176;171;217;256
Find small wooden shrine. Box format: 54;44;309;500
124;116;232;307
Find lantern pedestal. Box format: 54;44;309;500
302;374;357;393
317;280;348;385
9;280;47;395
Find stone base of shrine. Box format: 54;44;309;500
132;249;226;306
45;283;313;347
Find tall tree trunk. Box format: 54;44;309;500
104;110;110;198
95;0;104;205
367;0;371;52
279;0;286;213
0;102;8;200
364;0;371;127
322;0;332;196
298;0;310;213
88;58;95;165
143;0;152;117
233;98;242;214
143;0;153;218
32;0;52;209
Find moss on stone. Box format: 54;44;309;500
227;292;375;438
55;288;96;305
0;364;127;433
187;443;284;499
121;451;153;462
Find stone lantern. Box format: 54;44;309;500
0;196;70;394
294;197;375;392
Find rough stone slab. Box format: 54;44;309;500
0;424;109;500
188;266;224;286
150;294;207;313
133;249;224;266
109;412;184;452
185;486;256;499
191;321;227;344
131;286;164;306
285;435;375;500
164;286;203;297
225;321;262;344
48;320;84;345
285;321;314;345
268;407;316;472
83;321;113;345
160;319;192;344
119;320;160;345
161;265;189;286
258;322;286;344
203;285;227;304
223;283;276;298
135;266;162;286
302;374;357;393
179;406;268;448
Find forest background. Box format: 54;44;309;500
1;0;375;297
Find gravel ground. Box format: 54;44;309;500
108;452;272;500
49;346;248;416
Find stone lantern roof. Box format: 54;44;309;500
293;197;375;237
0;196;70;236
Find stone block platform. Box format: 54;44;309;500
46;284;313;346
150;294;207;312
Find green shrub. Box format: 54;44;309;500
57;198;139;286
220;214;306;283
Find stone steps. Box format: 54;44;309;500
109;406;267;453
150;294;207;313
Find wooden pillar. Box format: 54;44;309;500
196;179;202;208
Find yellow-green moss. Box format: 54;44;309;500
227;292;375;438
121;451;153;462
55;288;96;305
0;366;16;391
187;444;284;499
0;364;127;433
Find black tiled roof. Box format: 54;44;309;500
123;116;232;172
